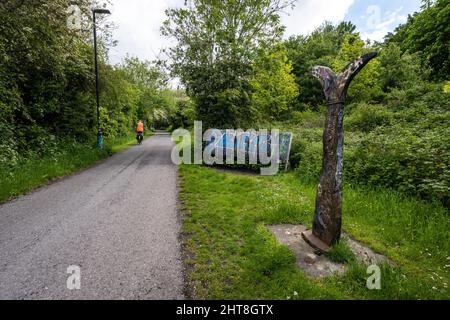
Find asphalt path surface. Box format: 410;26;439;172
0;132;184;300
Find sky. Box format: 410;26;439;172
105;0;423;65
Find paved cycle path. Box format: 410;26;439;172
0;132;184;299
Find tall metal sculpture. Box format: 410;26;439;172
302;52;379;252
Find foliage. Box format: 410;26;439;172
250;44;299;121
119;56;171;127
168;97;196;130
162;0;296;128
386;0;450;81
285;22;357;108
0;0;449;301
332;34;382;102
378;43;424;91
350;125;449;205
444;81;450;93
281;2;449;206
0;1;171;168
345;103;393;132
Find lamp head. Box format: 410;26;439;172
93;8;111;15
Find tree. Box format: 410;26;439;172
332;34;382;102
118;56;169;127
162;0;296;128
250;44;298;121
285;21;357;109
0;0;98;147
378;43;424;91
0;0;169;165
120;56;167;91
386;0;450;81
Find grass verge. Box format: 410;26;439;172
179;164;450;299
0;133;140;204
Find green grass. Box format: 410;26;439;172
0;133;139;204
179;164;450;300
326;240;356;264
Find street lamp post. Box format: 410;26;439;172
92;8;111;148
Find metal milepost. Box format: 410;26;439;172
302;52;379;252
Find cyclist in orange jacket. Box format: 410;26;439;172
136;120;144;144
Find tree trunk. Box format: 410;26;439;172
302;52;378;251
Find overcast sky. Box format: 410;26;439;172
106;0;422;65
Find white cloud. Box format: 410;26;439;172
360;6;407;42
107;0;356;65
108;0;179;64
281;0;355;38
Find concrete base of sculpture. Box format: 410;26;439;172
267;224;389;278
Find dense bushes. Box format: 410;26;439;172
0;2;181;171
345;103;393;132
288;82;450;206
289;131;322;182
0;0;96;143
349;125;449;204
289;123;449;206
167;98;196;130
282;1;450;207
0;0;96;166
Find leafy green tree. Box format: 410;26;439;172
378;43;424;91
285;21;357;108
99;65;139;138
0;0;170;165
0;0;98;153
162;0;296;128
386;0;450;81
250;44;298;121
120;56;167;92
118;56;169;128
332;34;382;102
